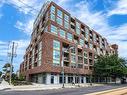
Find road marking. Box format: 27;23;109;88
85;87;127;95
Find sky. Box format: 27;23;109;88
0;0;127;72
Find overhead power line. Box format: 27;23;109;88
18;0;40;12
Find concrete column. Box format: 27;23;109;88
57;74;60;84
54;75;58;84
73;75;75;83
66;75;68;83
46;73;51;84
84;76;86;83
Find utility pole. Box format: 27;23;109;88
9;42;17;85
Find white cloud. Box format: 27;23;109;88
65;0;127;58
4;0;44;15
108;0;127;16
15;20;34;35
0;40;29;71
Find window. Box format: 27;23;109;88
64;14;69;29
80;39;84;46
84;58;87;64
76;22;80;28
84;51;87;57
67;32;72;41
89;43;93;50
57;17;62;26
64;21;69;29
71;54;76;63
76;28;80;35
71;47;75;54
53;40;60;66
50;13;55;21
38;42;42;66
53;40;60;50
59;29;65;38
51;25;57;34
64;14;69;22
51;5;55;13
85;28;89;40
53;50;60;60
57;9;62;18
76;22;80;35
93;33;96;42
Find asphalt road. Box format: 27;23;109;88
0;84;127;95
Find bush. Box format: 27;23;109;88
12;80;32;86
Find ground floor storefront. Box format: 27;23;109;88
28;73;122;84
30;73;89;84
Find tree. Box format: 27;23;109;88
0;71;2;77
93;54;127;83
2;63;14;81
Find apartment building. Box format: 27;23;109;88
20;1;118;84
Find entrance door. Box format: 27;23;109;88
51;75;54;84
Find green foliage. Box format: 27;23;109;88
94;54;127;79
0;71;2;77
18;74;25;81
12;80;32;86
2;63;14;81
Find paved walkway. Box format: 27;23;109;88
10;83;103;91
0;81;104;91
0;79;12;90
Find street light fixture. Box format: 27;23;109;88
61;45;73;88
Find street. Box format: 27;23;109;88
0;84;127;95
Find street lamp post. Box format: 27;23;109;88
61;50;65;88
61;46;73;88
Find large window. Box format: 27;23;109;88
64;14;69;29
64;14;69;22
59;29;65;38
85;28;89;40
84;51;88;64
64;21;69;29
51;25;57;34
50;5;56;21
57;17;62;26
51;5;55;13
53;50;60;60
76;22;80;35
89;43;93;50
50;13;55;21
80;38;84;46
53;40;60;50
57;9;62;18
53;40;60;66
38;42;42;66
67;32;73;41
71;54;76;63
93;33;96;42
32;48;35;68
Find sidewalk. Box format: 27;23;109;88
0;80;104;91
0;80;12;91
9;83;104;91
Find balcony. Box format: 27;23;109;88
64;61;69;66
70;22;75;26
63;48;69;53
64;57;69;62
78;57;83;64
89;59;93;65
